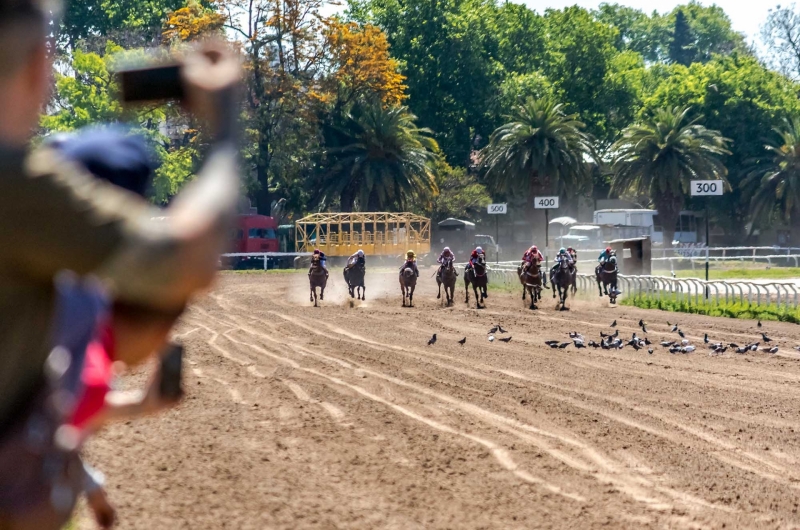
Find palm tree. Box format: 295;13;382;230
481;97;595;216
743;117;800;229
322;101;439;212
610;107;730;247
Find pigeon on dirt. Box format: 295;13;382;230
559;343;570;349
682;345;696;353
612;330;619;338
573;340;585;348
588;341;600;348
768;346;779;354
488;335;495;342
642;325;648;333
638;319;644;328
548;342;560;349
681;339;690;346
458;337;467;346
661;341;675;347
488;326;499;335
761;332;772;343
757;320;763;328
497;325;508;334
644;338;652;346
704;333;709;344
735;346;748;354
678;330;686;339
671;324;679;333
499;336;512;343
667;321;671;326
749;342;760;351
600;331;610;338
428;334;437;345
611;320;617;328
728;343;740;349
648;348;654;355
545;340;559;346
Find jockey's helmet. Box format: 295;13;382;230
357;249;364;257
531;245;538;252
567;247;575;252
559;247;566;254
407;250;415;257
443;246;451;253
606;247;612;253
313;249;321;254
476;246;483;253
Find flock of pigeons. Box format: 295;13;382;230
426;318;796;357
545;318;787;356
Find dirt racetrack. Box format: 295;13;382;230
80;270;800;529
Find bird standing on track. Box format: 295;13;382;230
758;320;763;328
488;326;498;335
671;324;679;333
768;346;779;354
559;343;570;349
761;332;772;343
499;337;512;343
428;334;437;345
704;334;709;344
497;325;508;334
611;320;617;328
458;337;467;346
678;330;686;339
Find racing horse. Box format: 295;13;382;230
464;253;488;309
399;264;417;307
344;261;366;300
551;259;574;310
436;257;458;306
308;254;328;307
596;254;619;304
517;258;543;310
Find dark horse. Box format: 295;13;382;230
464;254;488;309
344;261;366;300
436;257;458;306
596;255;619;304
309;255;328;307
551;259;574;310
400;265;417;307
517;258;543;310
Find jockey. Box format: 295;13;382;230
436;246;456;279
400;250;419;277
567;247;577;262
521;245;548;287
596;247;615;275
346;249;366;269
310;248;329;277
551;247;574;279
466;246;484;271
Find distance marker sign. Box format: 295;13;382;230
534;196;559;209
690;180;724;196
487;203;507;214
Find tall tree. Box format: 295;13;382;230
762;4;800;80
610;106;730;246
743;117;800;229
669;9;696;66
481;97;595;220
321;101;439;212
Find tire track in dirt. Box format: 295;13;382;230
201;303;738;519
189;310;586;503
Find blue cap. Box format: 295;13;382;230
47;126;157;197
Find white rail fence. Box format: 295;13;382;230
482;264;800;309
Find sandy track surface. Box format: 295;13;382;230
81;270;800;529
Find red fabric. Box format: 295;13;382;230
69;323;115;429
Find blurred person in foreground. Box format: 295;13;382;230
0;0;242;528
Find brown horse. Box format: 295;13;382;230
517;258;542;310
464;253;488;309
436;257;458;306
309;255;327;307
399;265;417;307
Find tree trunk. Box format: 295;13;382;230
656;196;682;249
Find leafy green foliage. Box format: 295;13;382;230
610;106;730;245
669;9;695;66
426;160;491;223
320;101;439;212
481;97;595;204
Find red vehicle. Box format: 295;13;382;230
226;214;280;268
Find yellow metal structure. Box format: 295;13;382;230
296;212;431;257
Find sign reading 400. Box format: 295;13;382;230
534;196;559;209
690;180;724;196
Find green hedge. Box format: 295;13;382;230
621;294;800;324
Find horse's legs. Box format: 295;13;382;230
474;285;481;309
409;286;414;307
437;279;442;300
522;285;526;300
464;279;470;304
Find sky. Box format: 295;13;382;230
523;1;769;45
